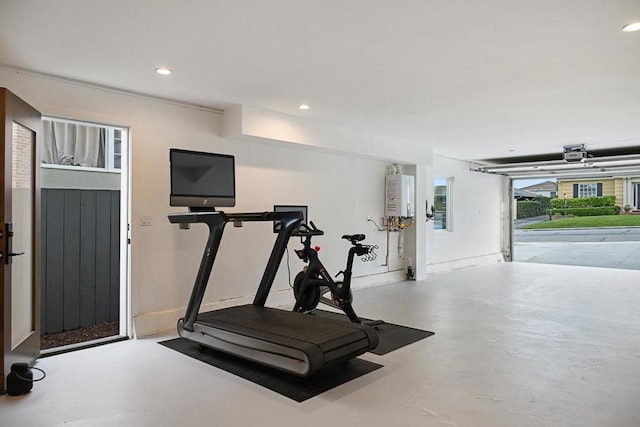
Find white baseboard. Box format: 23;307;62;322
351;269;407;289
425;253;504;276
133;288;293;338
133;269;406;337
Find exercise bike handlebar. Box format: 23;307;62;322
299;221;324;237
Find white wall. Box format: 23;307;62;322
165;137;405;303
0;68;508;337
426;155;506;273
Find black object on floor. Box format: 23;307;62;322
159;338;383;402
309;310;435;355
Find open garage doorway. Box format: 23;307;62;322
512;176;640;270
471;154;640;271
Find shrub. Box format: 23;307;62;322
533;195;552;210
550;196;615;209
550;206;619;216
517;201;546;219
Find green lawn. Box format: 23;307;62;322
524;215;640;229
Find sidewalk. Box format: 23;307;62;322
514;241;640;270
513;215;549;229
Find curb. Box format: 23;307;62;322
518;226;640;231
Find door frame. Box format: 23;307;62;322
39;116;131;346
1;88;42;393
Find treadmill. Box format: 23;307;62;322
168;210;379;377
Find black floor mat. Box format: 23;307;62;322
308;310;435;355
159;338;383;402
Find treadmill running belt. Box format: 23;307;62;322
198;305;376;346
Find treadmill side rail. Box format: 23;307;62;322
171;212;226;332
179;319;319;377
168;210;302;331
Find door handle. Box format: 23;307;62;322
3;222;22;264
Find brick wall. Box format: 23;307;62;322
12;123;33;189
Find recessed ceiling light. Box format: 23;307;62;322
622;22;640;32
155;67;172;75
298;104;310;110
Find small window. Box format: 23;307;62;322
434;177;453;230
578;183;597;198
42;118;124;173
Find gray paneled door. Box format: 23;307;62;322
1;88;42;394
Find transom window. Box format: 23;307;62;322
42;118;123;173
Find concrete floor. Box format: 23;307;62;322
2;262;640;427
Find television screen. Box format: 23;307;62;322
170;149;235;209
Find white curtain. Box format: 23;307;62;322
42;120;105;168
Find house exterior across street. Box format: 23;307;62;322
517;180;558;198
557;176;640;210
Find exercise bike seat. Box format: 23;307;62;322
342;234;365;243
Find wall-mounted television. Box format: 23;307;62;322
170;149;235;210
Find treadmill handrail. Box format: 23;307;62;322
169;210;302;332
168;211;285;224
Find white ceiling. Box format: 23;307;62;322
1;0;639;162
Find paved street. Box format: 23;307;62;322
513;219;640;270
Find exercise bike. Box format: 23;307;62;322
292;221;381;326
